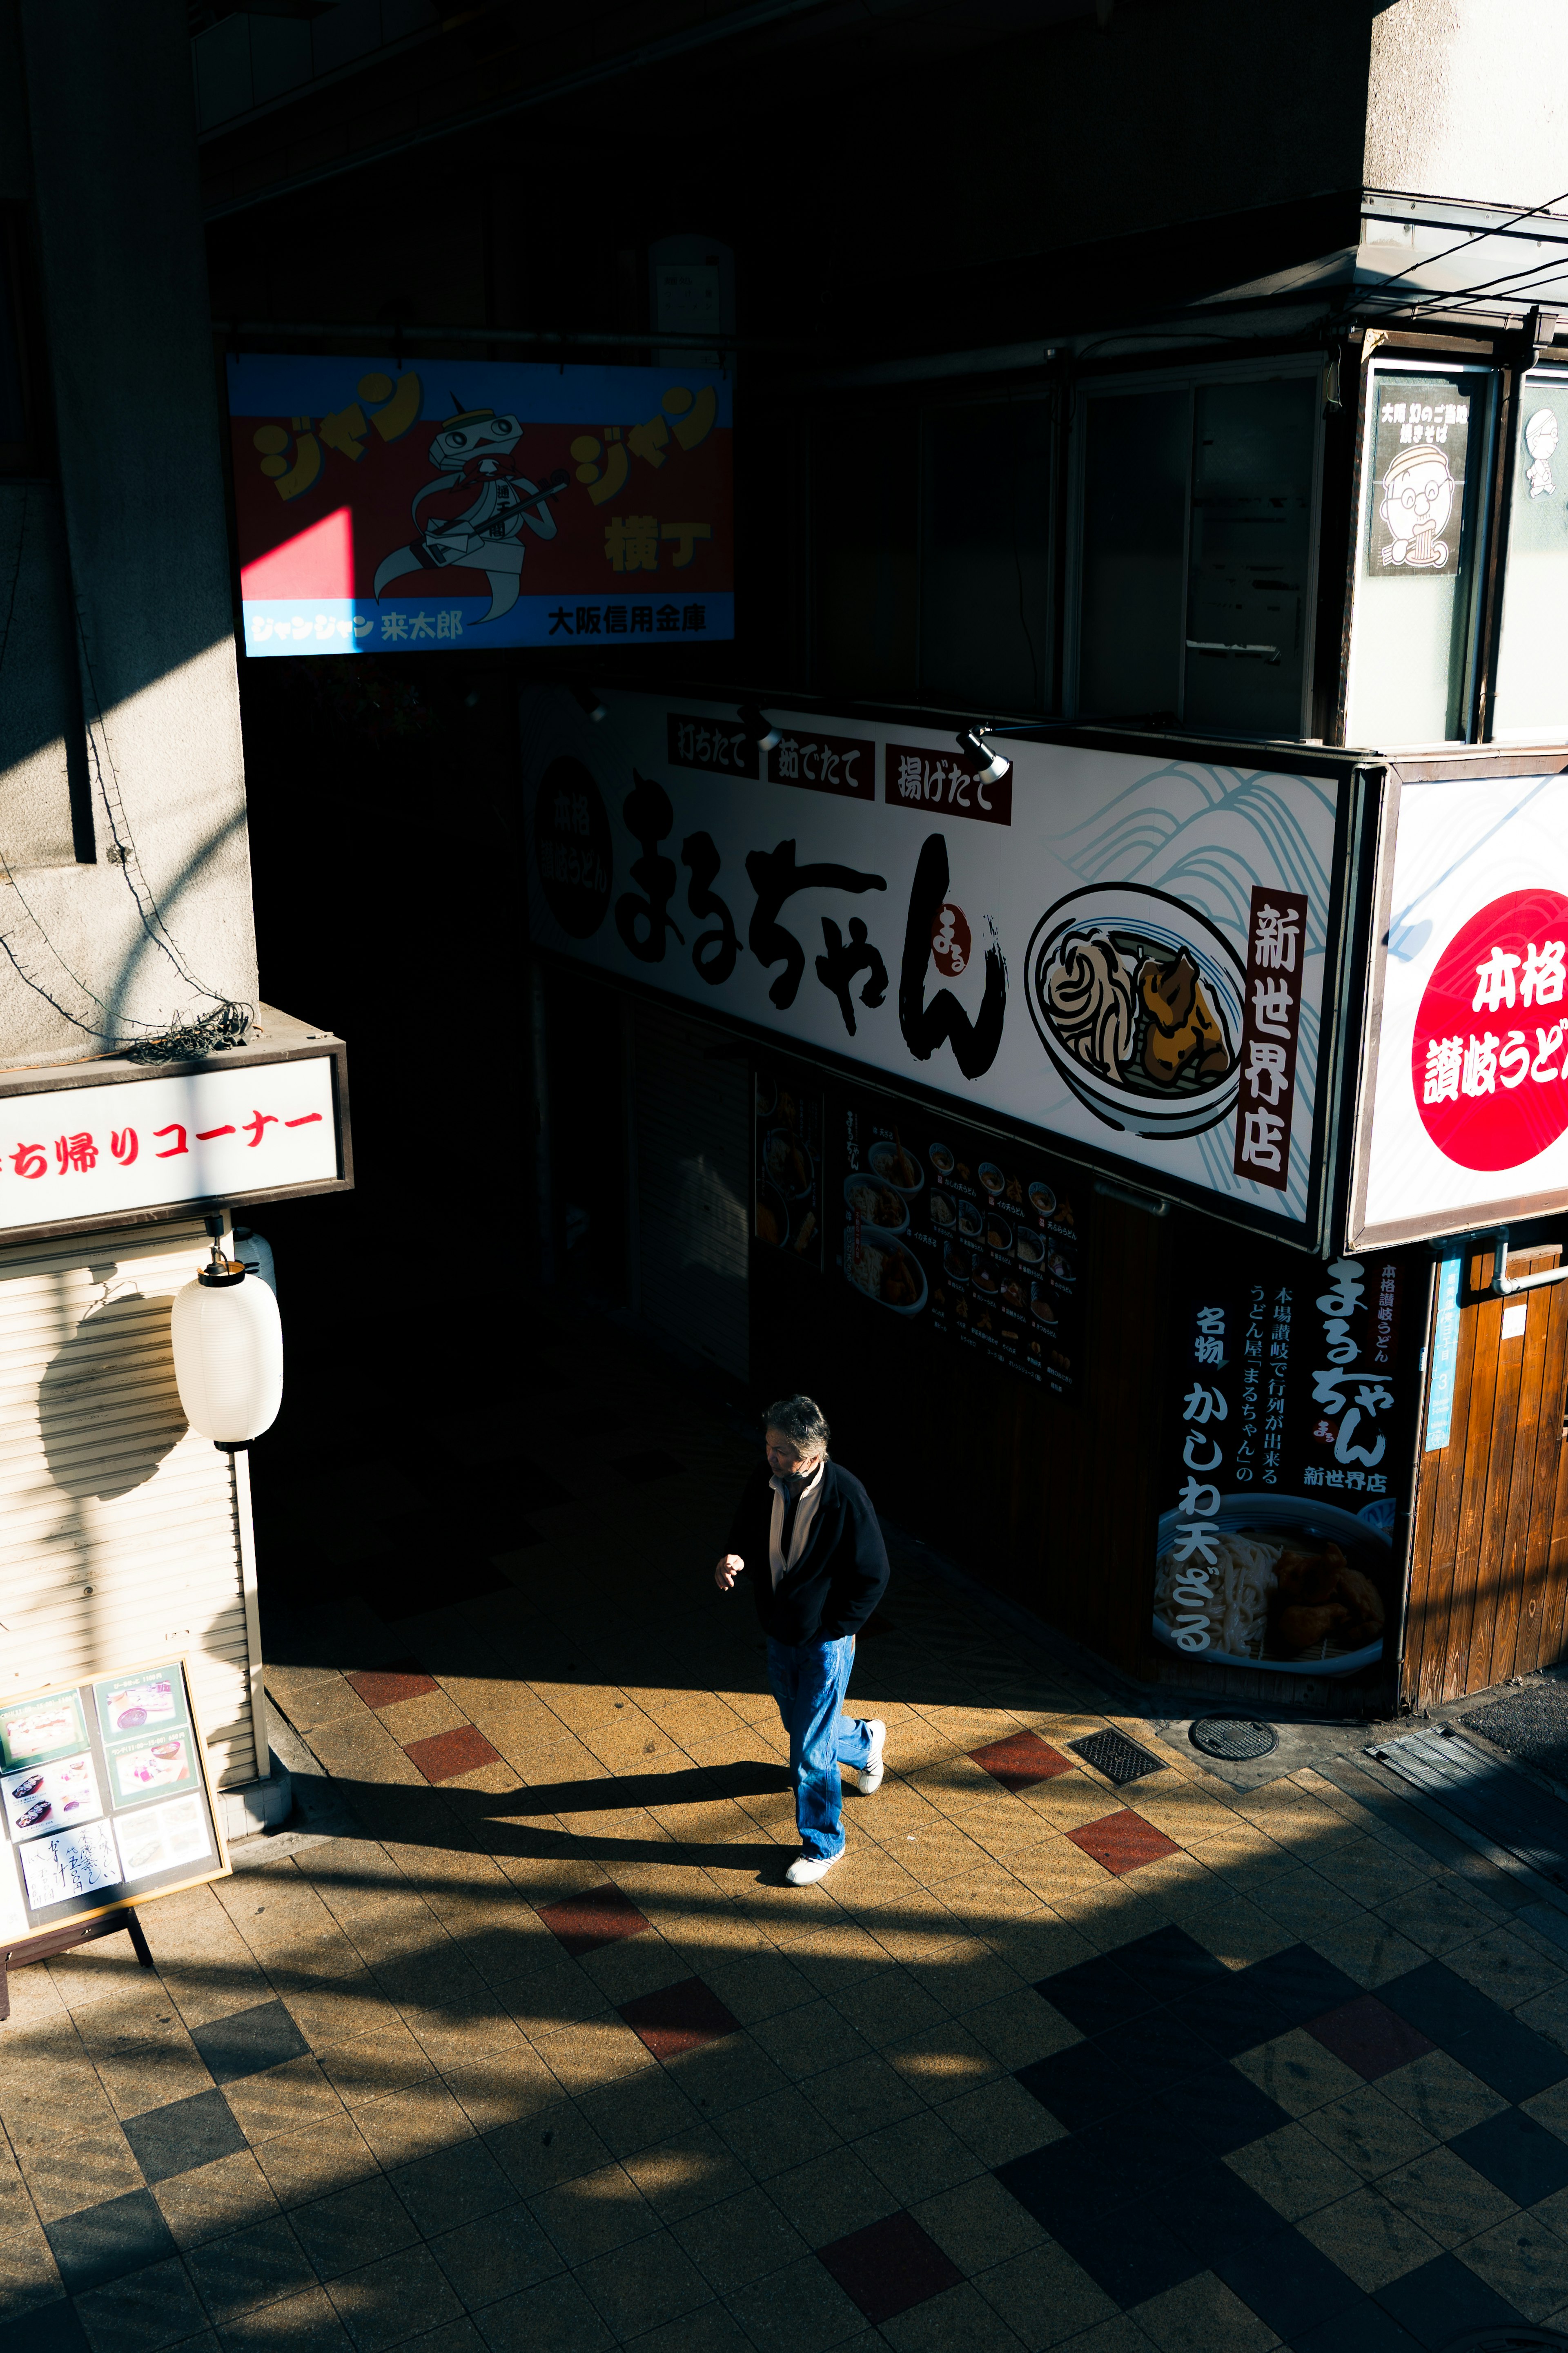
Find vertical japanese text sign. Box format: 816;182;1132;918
1233;890;1309;1191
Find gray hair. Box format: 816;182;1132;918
764;1394;830;1454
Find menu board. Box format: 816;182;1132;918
839;1093;1084;1394
1154;1246;1417;1684
754;1067;824;1271
0;1657;229;1942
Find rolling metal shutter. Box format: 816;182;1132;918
631;1005;749;1379
0;1218;262;1787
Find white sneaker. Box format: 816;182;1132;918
859;1721;887;1795
784;1851;842;1886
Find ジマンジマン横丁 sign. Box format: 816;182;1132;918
521;688;1363;1245
0;1015;349;1246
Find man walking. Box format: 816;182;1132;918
715;1395;889;1885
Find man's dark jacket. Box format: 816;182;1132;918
727;1458;890;1644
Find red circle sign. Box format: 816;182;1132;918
931;902;972;977
1411;889;1568;1170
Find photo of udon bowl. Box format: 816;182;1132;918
842;1225;927;1315
1152;1494;1392;1675
1025;885;1246;1139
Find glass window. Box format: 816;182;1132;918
1076;371;1318;734
1345;368;1491;745
1492;372;1568;741
920;397;1051;711
1078;386;1189;723
1183;376;1316;736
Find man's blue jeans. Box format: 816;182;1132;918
766;1635;872;1859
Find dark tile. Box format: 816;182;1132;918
1094;2010;1223;2097
1170;1975;1290;2060
403;1726;501;1785
1108;1924;1229;2002
72;2255;207;2353
1149;2064;1290;2157
388;2140;514;2239
618;1978;741;2060
1450;2105;1568;2204
190;2002;311;2088
1035;1954;1163;2039
611;1452;686;1483
1015;2039;1138;2130
427;2202;560;2306
290;2180;419;2283
1379;1962;1511;2048
1245;1945;1363;2030
1373;2252;1527;2350
1307;1996;1436;2083
1214;2225;1361;2337
968;1732;1074;1792
0;2300;90;2353
1049;2209;1206;2306
1163;2159;1286;2265
123;2089;248;2186
535;1882;650;1957
1067;1811;1181;1876
185;2216;314;2325
816;2212;962;2325
994;2131;1160;2234
1447;2016;1568;2103
44;2190;179;2297
345;1662;438;1711
1292;2297;1426;2353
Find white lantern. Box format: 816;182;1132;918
170;1238;283;1451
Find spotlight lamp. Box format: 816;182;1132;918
960;725;1011;788
170;1215;284;1454
572;682;608;722
739;702;780;753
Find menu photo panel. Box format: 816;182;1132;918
0;1655;229;1945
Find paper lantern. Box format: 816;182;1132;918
170;1257;283;1450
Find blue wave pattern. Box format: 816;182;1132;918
1045;761;1338;1223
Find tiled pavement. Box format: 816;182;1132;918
11;1331;1568;2351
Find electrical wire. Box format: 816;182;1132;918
1359;184;1568;310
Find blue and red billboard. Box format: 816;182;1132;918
227;355;733;656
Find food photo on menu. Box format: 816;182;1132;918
2;1749;104;1843
0;1686;90;1770
97;1672;183;1739
754;1069;823;1269
107;1728;196;1805
114;1794;211;1883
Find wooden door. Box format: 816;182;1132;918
1402;1243;1568;1706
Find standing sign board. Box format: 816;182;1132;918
523;688;1364;1245
228;357;733;656
1154;1247;1418;1685
1348;772;1568;1249
0;1655;228;1948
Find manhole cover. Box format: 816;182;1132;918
1190;1715;1279;1762
1069;1729;1164;1786
1440;2333;1568;2353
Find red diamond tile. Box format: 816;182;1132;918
969;1731;1074;1791
346;1660;439;1711
818;2211;962;2324
618;1976;740;2059
403;1724;501;1784
1306;1994;1436;2081
537;1881;651;1957
1067;1809;1180;1876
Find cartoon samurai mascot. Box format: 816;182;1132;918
374;396;568;623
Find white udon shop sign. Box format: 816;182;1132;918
1350;772;1568;1249
522;689;1349;1235
0;1059;338;1231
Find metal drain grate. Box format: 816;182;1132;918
1069;1729;1165;1786
1189;1715;1279;1762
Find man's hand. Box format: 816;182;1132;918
714;1553;745;1592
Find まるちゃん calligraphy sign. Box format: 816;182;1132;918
1232;889;1309;1192
1412;890;1568;1172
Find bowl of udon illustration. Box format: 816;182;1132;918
843;1173;910;1236
842;1224;927;1316
1026;885;1247;1139
867;1139;924;1195
1153;1493;1392;1675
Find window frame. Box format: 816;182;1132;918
1340;355;1498;750
915;385;1059;716
1064;352;1326;738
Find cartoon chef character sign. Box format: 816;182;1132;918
374;395;569;623
1525;406;1559;499
1378;441;1459;570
